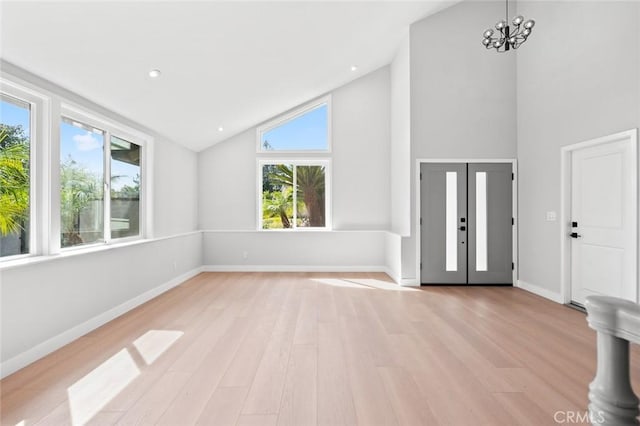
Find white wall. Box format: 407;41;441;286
202;231;385;270
402;0;517;281
154;138;199;237
198;129;256;230
516;1;640;296
0;63;201;377
199;67;391;269
332;67;390;230
390;35;411;237
384;231;402;282
0;233;202;377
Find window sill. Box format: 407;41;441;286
0;238;150;271
0;231;201;271
257;228;333;232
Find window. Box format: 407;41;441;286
0;75;151;263
0;94;32;258
60;113;145;249
260;161;330;230
257;96;330;153
60;118;105;248
257;96;331;230
110;136;141;239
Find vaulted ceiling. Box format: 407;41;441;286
1;1;456;151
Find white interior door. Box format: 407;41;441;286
570;133;637;306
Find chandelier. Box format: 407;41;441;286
482;0;535;52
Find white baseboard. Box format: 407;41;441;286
400;278;420;287
517;279;564;304
0;267;203;379
383;267;400;283
201;264;388;273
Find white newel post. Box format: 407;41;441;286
585;296;640;426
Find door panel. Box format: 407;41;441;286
420;162;513;286
420;163;467;284
468;164;513;284
570;138;637;305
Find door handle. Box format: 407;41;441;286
459;226;466;231
569;232;581;238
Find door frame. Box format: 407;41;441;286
415;158;518;285
560;128;639;304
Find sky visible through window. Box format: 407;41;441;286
1;99;30;135
60;121;137;190
262;104;327;151
2;106;135;190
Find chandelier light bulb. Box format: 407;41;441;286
482;1;535;52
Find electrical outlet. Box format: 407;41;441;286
242;251;249;260
546;211;557;222
173;261;177;271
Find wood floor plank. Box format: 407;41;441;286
276;344;317;426
492;391;570;426
241;282;302;415
109;371;192;425
236;414;278;426
219;313;279;388
84;410;125;426
317;322;357;426
196;386;248;425
293;288;319;346
339;315;399;426
155;315;252;424
378;366;439;426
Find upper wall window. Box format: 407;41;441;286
257;96;331;153
0;94;32;258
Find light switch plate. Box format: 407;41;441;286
546;211;557;221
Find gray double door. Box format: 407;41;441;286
420;163;513;285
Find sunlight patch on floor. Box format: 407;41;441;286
67;348;140;426
312;278;419;292
133;330;184;365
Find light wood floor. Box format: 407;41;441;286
2;272;639;425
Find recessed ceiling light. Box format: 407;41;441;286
148;69;161;78
218;126;224;132
350;65;358;72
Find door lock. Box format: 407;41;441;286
569;232;581;238
459;226;466;231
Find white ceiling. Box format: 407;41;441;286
1;1;455;152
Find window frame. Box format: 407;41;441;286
0;80;47;262
59;103;151;250
256;95;332;154
257;158;332;231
